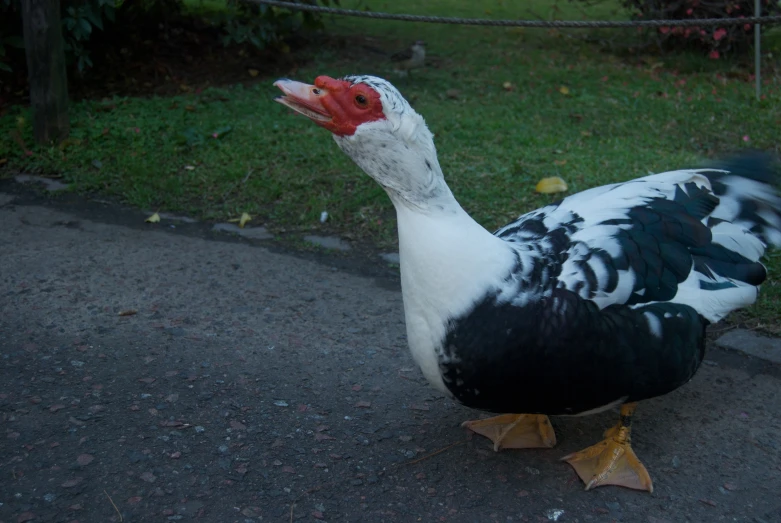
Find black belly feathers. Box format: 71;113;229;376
440;289;706;416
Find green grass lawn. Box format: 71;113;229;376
1;0;780;331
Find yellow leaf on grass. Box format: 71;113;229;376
558;86;570;95
248;69;259;77
554;159;567;166
229;212;253;228
145;213;161;223
535;177;568;194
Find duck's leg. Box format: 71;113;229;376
561;402;653;492
462;413;557;451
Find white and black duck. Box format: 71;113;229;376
274;74;781;492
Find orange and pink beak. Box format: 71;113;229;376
273;76;386;136
273;79;333;124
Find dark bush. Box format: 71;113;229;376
620;0;781;57
0;0;336;74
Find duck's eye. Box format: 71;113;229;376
355;94;368;107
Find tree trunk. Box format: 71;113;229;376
22;0;70;145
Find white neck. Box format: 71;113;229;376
336;118;517;391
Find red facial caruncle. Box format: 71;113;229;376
274;76;385;136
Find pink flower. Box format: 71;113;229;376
713;28;727;41
134;127;140;133
709;50;720;59
686;8;693;14
659;26;670;34
212;133;219;138
742;135;750;142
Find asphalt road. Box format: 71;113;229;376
1;185;780;523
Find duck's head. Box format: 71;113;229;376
274;75;450;210
273;74;427;138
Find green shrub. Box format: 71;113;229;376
571;0;781;56
0;0;336;74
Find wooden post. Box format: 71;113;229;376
22;0;70;144
755;0;761;101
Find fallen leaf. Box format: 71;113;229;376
553;159;567;166
241;508;261;518
49;404;66;412
62;477;83;488
239;212;252;228
558;86;570;95
76;454;94;466
138;377;156;384
127;496;142;504
355;400;371;408
145;213;161;224
535;176;568;194
315;433;336;441
502;81;514;91
723;482;738;491
139;471;157;483
699;499;717;506
312;511;325;519
281;466;295;473
118;310;137;317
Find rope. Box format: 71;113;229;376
248;0;781;28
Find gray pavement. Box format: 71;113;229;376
1;185;780;523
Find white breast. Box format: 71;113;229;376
395;204;518;393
